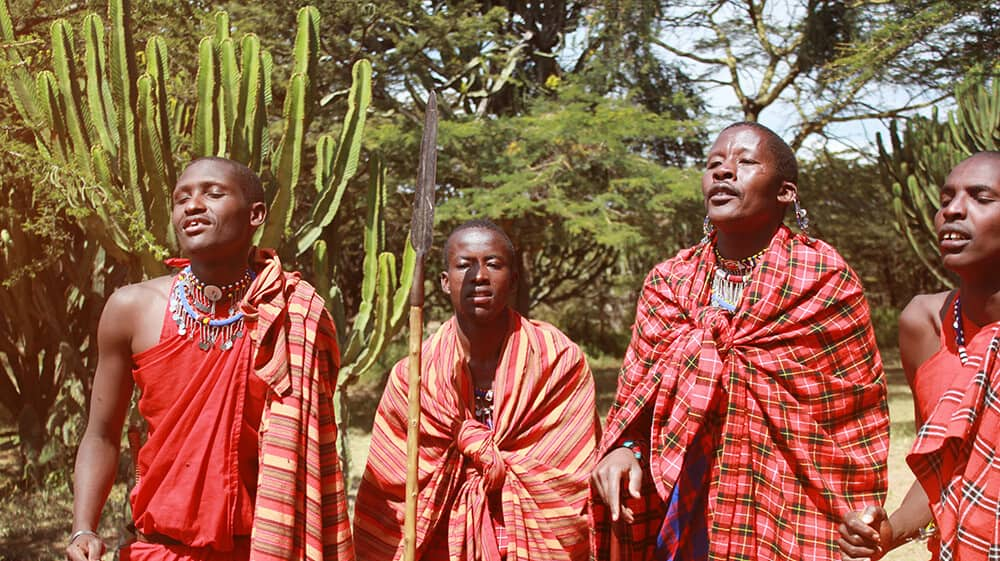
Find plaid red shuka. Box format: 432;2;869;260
592;226;889;561
241;249;355;561
354;309;599;561
907;300;1000;560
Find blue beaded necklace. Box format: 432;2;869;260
170;265;255;351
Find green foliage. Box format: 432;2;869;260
369;80;703;328
0;0;415;490
876;77;999;287
0;132;111;488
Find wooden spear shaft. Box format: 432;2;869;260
403;92;437;561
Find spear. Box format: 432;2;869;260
404;92;437;561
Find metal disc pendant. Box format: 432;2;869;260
198;339;212;351
203;285;223;302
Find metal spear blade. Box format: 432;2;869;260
410;93;438;257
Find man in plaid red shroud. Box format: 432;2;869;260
591;123;890;561
839;152;1000;561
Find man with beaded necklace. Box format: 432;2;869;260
66;157;354;561
839;152;1000;561
591;122;889;560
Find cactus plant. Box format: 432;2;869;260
876;78;1000;288
2;0;413;386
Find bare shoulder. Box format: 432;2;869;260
105;275;172;316
101;275;173;354
899;291;950;386
899;291;949;339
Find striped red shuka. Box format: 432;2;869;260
354;309;599;561
241;249;355;561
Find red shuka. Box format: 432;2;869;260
593;226;889;561
908;292;1000;560
353;310;599;561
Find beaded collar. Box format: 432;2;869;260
952;295;1000;367
170;265;255;351
713;245;768;275
473;387;495;430
710;244;769;313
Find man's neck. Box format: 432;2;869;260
188;251;252;287
714;224;779;261
959;279;1000;327
455;310;511;382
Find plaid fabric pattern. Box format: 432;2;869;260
592;226;889;561
907;301;1000;560
654;409;719;560
354;310;598;561
241;249;355;561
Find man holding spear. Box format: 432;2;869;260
354;217;599;561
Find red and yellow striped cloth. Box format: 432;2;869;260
354;309;598;561
241;249;355;561
593;226;889;560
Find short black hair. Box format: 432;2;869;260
720;122;798;184
442;219;516;270
188;157;266;205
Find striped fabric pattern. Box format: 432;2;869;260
592;226;889;561
907;309;1000;560
241;249;355;561
354;309;598;561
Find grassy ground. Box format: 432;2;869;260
1;351;930;560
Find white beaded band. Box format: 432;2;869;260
67;529;99;547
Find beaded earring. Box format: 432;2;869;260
702;215;715;241
794;198;810;235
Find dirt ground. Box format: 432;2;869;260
2;353;931;560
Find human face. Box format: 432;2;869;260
702;126;796;236
935;154;1000;278
171;160;266;259
440;228;516;325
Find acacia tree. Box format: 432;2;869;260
642;0;997;150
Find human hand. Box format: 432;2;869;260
838;505;892;561
591;447;643;524
65;530;105;561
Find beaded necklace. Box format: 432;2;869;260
170;265;255;351
709;245;768;312
473;387;495;430
952;295;1000;368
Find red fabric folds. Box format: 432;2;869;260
240;248;354;561
907;295;1000;560
593;226;889;560
354;310;598;561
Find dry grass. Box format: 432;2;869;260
1;351;931;560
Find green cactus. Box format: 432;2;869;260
3;1;417;498
2;0;412;387
876;78;1000;288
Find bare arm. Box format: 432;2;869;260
898;291;947;427
67;290;137;561
838;292;945;559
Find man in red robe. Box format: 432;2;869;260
591;123;889;560
66;158;353;561
838;151;1000;561
353;220;599;561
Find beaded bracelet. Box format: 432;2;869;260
67;529;99;547
621;440;645;463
